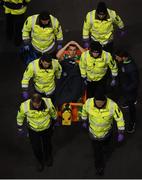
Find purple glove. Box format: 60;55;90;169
17;128;25;136
83;42;89;49
82;122;88;129
24;45;30;51
83;78;88;86
110;78;116;87
82;77;88;86
118;29;126;37
84;80;88;86
117;133;124;142
22;91;29;100
57;44;62;50
54;121;60;127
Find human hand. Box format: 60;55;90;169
57;44;62;50
82;122;88;129
22;91;29;100
118;28;126;37
83;42;89;49
17;128;25;137
24;45;30;51
110;78;116;87
117;133;124;142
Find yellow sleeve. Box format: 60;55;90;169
81;100;89;121
83;11;92;40
51;15;63;42
113;103;125;131
107;52;118;77
21;62;34;89
17;103;26;126
55;61;62;79
22;16;32;41
25;0;31;3
110;10;124;29
79;52;87;78
48;99;57;120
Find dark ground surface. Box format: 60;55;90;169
0;0;142;178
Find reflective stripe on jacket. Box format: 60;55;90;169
79;50;118;81
83;9;124;44
81;98;125;138
17;98;57;132
3;0;30;15
21;58;62;94
22;14;63;52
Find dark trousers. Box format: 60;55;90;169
6;13;25;46
123;90;137;128
23;45;57;65
87;74;108;98
20;45;41;65
127;101;136;127
127;91;137;122
91;133;113;170
28;127;53;164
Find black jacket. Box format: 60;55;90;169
118;57;139;93
54;59;84;107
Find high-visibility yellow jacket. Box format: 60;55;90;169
17;98;57;132
21;58;62;95
22;14;63;53
3;0;30;15
79;50;118;81
83;9;124;45
81;98;125;139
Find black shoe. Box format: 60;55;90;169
127;123;135;134
36;162;44;172
46;156;53;167
96;168;104;176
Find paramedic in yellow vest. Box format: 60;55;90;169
21;53;62;102
82;1;125;53
17;93;57;172
79;41;118;98
22;11;63;58
81;92;125;176
1;0;31;46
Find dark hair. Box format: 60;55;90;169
40;53;52;62
115;50;129;58
94;89;106;101
31;93;42;103
39;11;50;20
90;41;102;53
96;2;107;14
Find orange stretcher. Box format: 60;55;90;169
57;54;88;126
58;90;87;126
